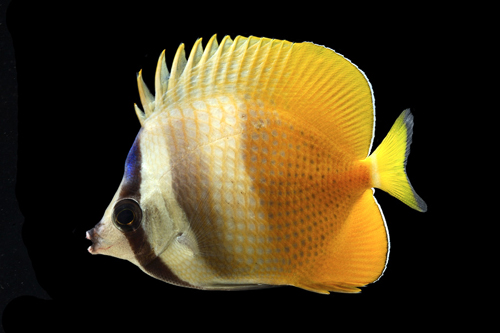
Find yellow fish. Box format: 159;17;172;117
86;35;426;294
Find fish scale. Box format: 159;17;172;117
86;35;427;294
238;105;363;285
152;94;370;286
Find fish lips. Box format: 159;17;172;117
86;224;112;254
86;228;99;254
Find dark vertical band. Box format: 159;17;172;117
118;131;195;288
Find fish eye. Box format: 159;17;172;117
112;198;142;232
117;208;134;225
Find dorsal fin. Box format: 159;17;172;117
135;35;375;158
182;38;204;86
167;43;187;99
136;69;154;117
154;50;169;109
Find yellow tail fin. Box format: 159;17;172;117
366;109;427;212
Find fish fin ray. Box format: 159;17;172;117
136;35;374;157
294;281;362;294
154;50;169;110
199;34;218;66
198;283;277;291
137;69;154;117
183;38;204;81
296;189;388;293
366;109;427;212
134;103;146;126
167;43;187;97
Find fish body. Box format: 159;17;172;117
86;35;426;294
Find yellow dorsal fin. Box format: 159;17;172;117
136;69;154;117
134;103;146;126
200;34;219;64
136;35;375;158
182;38;204;86
167;43;187;97
154;50;169;108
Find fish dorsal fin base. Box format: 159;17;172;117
136;35;375;159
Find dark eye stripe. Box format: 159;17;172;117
120;131;142;200
115;130;193;288
115;132;143;233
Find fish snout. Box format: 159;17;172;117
86;227;101;254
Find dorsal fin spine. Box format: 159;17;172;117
210;36;230;89
134;103;146;126
168;43;186;100
154;50;169;109
137;69;154;117
233;37;250;91
183;38;204;89
222;35;241;90
201;34;218;65
194;34;218;98
134;35;375;159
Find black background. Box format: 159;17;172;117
1;1;463;331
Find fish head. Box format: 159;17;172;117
86;127;180;269
86;189;143;262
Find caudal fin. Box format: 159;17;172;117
366;109;427;212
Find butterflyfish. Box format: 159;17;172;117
86;35;427;294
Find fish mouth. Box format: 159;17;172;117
86;227;113;254
86;228;108;254
86;229;97;254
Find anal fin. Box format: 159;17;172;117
295;189;389;294
294;281;362;294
